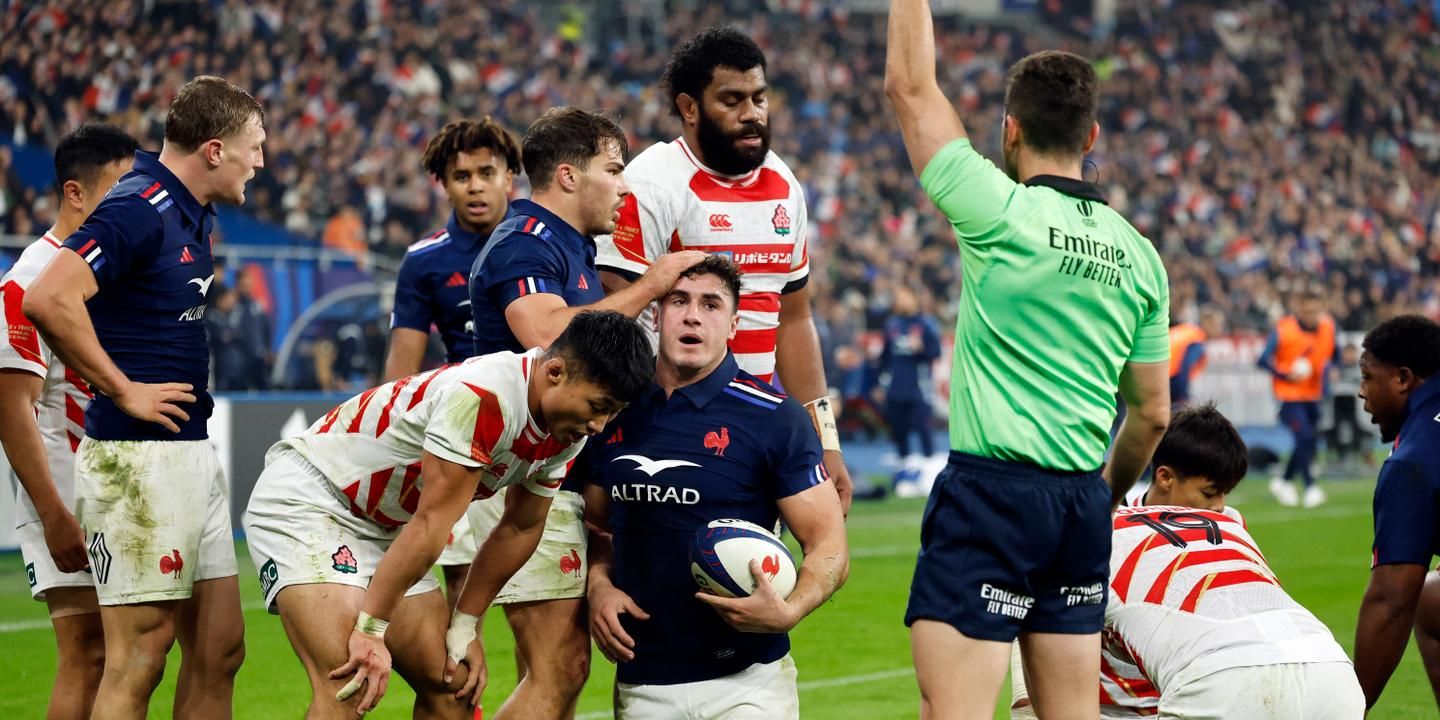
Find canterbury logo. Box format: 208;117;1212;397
613;454;699;476
708;214;732;231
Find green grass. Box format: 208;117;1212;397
0;478;1431;718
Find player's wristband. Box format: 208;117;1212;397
446;611;482;663
354;611;389;639
804;396;842;452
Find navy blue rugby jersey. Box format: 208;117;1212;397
62;152;216;441
391;211;504;362
578;352;828;685
469;199;603;354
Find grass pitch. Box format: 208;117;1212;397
0;477;1430;718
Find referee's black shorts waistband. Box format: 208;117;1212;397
945;450;1102;486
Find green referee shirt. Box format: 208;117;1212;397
921;139;1169;472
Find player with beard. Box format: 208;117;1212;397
595;26;855;516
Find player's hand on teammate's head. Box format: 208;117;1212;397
588;582;650;663
695;559;798;633
113;381;196;433
640;250;710;299
40;506;89;573
331;629;392;714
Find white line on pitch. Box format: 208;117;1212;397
0;601;269;634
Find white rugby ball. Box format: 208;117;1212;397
690;519;798;599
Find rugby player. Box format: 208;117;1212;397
24;76;264;720
0;123;136;720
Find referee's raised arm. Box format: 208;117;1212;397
884;0;967;177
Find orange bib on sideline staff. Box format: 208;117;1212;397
1168;322;1207;380
1271;315;1335;402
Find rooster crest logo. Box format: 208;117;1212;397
159;549;184;579
559;548;582;577
704;427;730;457
761;554;781;580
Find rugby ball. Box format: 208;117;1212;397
690;519;798;599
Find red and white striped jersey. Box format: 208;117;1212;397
1105;505;1350;697
272;349;583;529
595;138;809;380
0;231;93;529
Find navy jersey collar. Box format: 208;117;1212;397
1023;174;1109;205
509;199;592;253
131;151;213;225
446;208;503;250
1404;375;1440;424
674;352;742;409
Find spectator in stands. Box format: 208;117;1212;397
876;287;941;497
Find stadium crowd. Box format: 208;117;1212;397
1;0;1438;392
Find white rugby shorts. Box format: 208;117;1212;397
1158;661;1363;720
615;655;799;720
467;487;586;604
74;439;237;605
242;449;438;613
18;520;94;600
437;513;479;567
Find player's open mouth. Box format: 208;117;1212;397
737;135;763;147
679;334;703;345
466;202;488;214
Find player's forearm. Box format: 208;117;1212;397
884;0;941;98
585;527;616;592
775;311;829;405
786;534;849;625
23;291;129;397
1355;581;1421;707
1106;411;1167;506
382;329;428;383
362;510;454;621
454;521;545;616
0;379;67;522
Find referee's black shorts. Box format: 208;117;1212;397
905;450;1109;641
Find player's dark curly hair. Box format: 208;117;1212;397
662;26;767;118
521;107;628;192
54;122;138;191
1003;51;1098;157
546;310;654;402
677;254;744;311
1152;402;1248;495
421;117;521;181
1363;314;1440;379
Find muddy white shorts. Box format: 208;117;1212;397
18;520;94;601
73;438;237;605
467;486;586;604
242;449;438;613
436;513;479;567
615;655;799;720
1159;661;1364;720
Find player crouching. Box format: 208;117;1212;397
1011;404;1363;719
242;311;652;717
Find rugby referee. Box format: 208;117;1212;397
885;2;1172;719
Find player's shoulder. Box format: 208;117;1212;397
722;370;793;415
404;227;454;258
761;150;803;188
2;233;65;285
446;351;531;407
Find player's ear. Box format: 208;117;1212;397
727;310;739;341
677;93;700;126
556;163;578;193
61;179;85;212
1153;465;1176;489
202;138;224;168
544;356;567;386
1083;121;1100;154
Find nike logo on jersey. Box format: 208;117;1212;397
188;274;215;297
612;454;700;476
